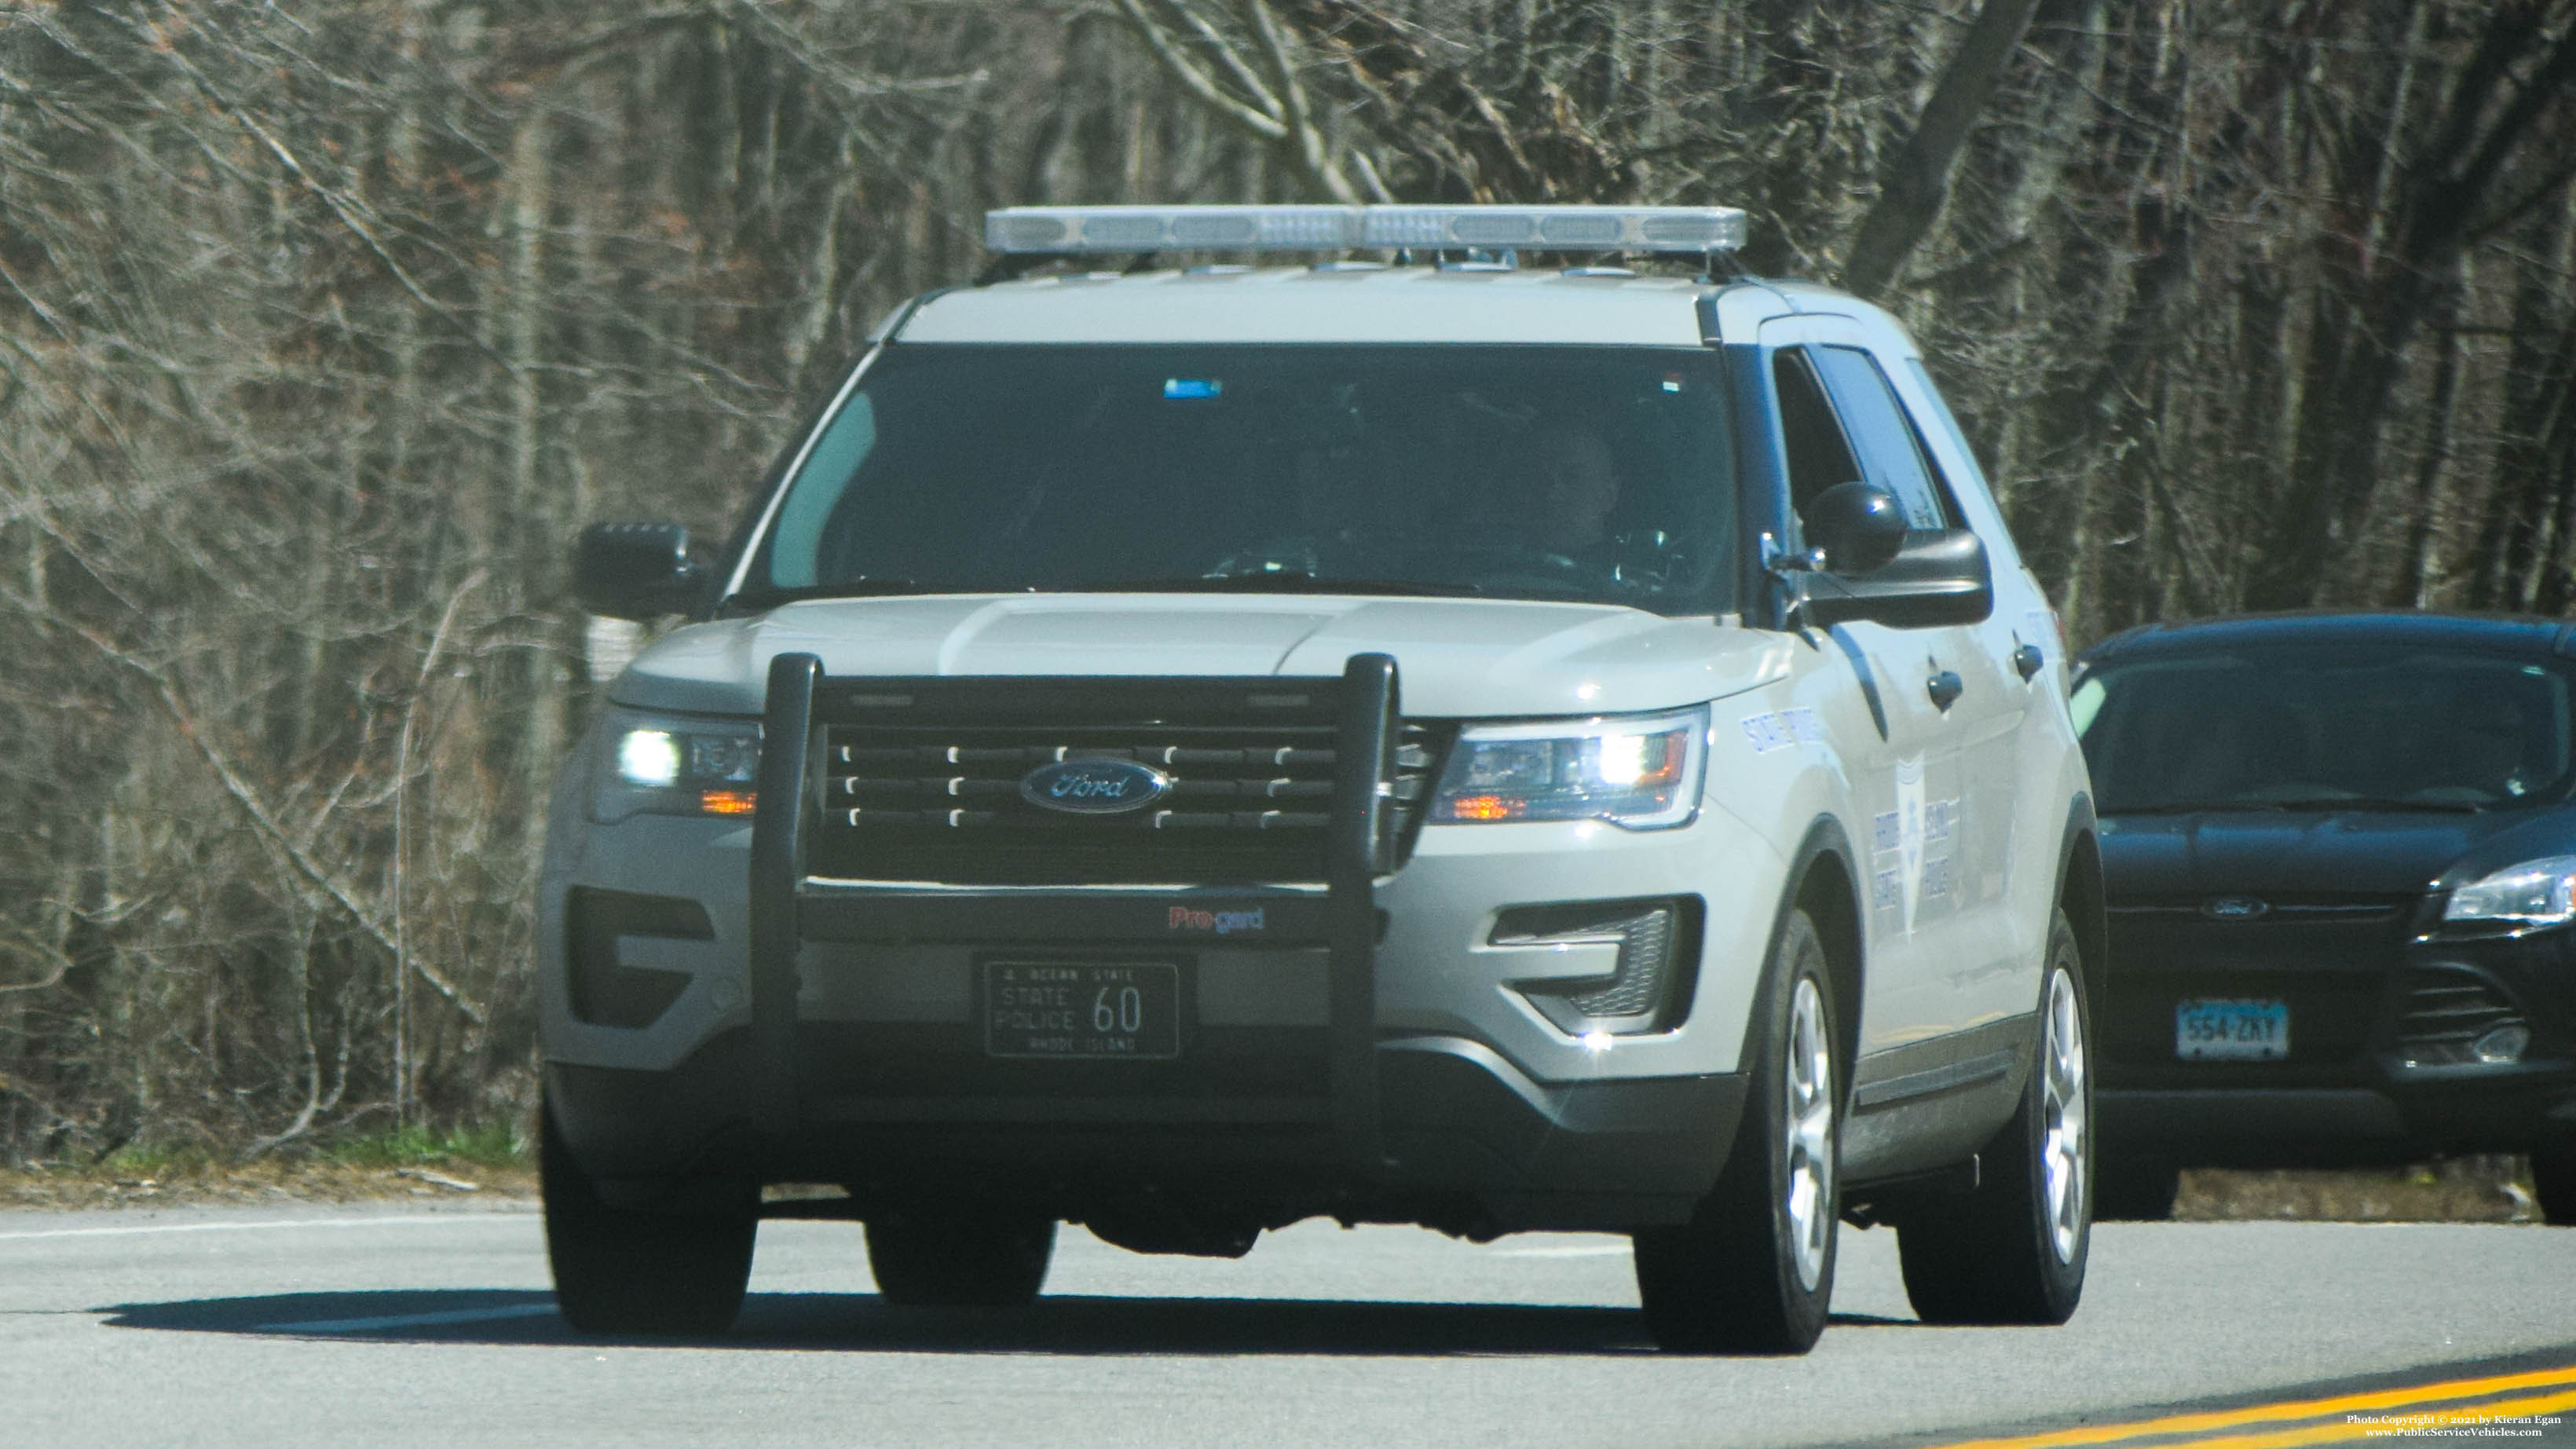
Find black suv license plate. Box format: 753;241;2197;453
983;961;1180;1060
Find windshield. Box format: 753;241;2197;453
2073;646;2576;813
738;343;1737;613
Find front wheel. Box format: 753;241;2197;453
1898;911;2093;1325
542;1100;757;1337
1633;907;1841;1355
865;1210;1056;1306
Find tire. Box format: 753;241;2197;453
2534;1138;2576;1226
541;1099;757;1337
866;1210;1057;1306
2094;1155;2181;1222
1633;907;1841;1355
1898;910;2093;1326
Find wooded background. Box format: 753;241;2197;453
2;0;2573;1161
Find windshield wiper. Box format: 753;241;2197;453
1063;575;1487;598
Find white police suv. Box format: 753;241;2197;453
540;204;2103;1353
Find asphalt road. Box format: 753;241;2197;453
4;1202;2573;1448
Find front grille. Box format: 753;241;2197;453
811;718;1451;885
2102;891;2413;1075
2393;968;2528;1067
2106;892;2415;924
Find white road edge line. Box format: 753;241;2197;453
0;1213;532;1243
264;1304;560;1335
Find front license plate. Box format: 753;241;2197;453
983;961;1180;1060
2175;997;2290;1062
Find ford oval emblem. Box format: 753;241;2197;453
2202;896;2270;920
1020;758;1171;814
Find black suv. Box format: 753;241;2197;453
2074;613;2576;1222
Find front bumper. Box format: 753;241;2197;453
542;653;1764;1230
2099;902;2576;1164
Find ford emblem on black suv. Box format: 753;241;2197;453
2201;896;2269;920
1020;758;1171;814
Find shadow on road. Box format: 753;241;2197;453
97;1289;1912;1356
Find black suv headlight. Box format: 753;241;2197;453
2442;854;2576;935
591;711;762;822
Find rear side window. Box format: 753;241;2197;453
1809;346;1959;530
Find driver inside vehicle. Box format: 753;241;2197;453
1522;423;1623;550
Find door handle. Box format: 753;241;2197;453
2012;643;2044;682
1927;670;1963;711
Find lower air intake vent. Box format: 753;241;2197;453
1495;897;1701;1035
565;887;707;1030
2395;968;2529;1067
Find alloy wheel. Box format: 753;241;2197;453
2040;967;2089;1263
1784;975;1837;1290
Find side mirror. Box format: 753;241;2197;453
1802;482;1908;576
1800;527;1994;630
575;521;704;620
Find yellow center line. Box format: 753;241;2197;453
2180;1386;2576;1448
1924;1364;2576;1449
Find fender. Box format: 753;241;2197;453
1736;814;1868;1082
2051;791;2106;994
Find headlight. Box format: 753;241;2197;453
591;712;761;822
1429;706;1707;830
2443;855;2576;931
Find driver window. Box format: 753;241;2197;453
1810;345;1961;531
1772;349;1862;527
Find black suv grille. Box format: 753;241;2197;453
2104;892;2415;924
810;719;1450;885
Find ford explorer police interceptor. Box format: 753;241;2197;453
540;204;2104;1354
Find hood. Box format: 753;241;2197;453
2099;807;2574;899
609;593;1791;719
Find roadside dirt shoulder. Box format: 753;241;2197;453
0;1161;536;1211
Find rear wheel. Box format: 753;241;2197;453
1898;912;2092;1326
542;1100;757;1337
1633;907;1840;1355
2534;1138;2576;1226
865;1210;1057;1306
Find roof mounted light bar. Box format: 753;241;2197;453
982;204;1747;257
